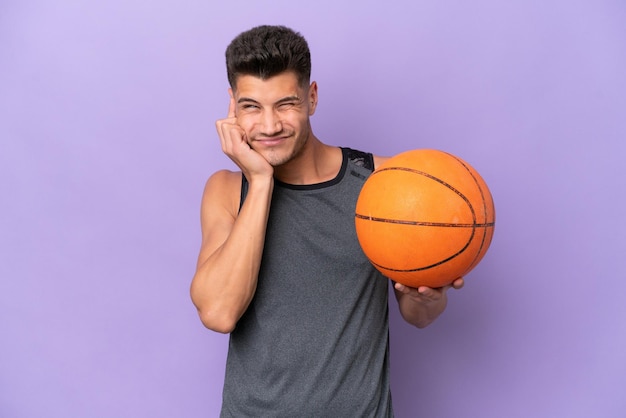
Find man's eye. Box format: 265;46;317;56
242;104;259;110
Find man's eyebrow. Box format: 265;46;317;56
237;96;302;105
275;96;302;104
237;97;261;104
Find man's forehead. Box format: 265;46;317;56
233;72;304;101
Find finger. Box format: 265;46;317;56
451;277;465;290
215;120;237;151
394;282;408;293
416;286;437;298
221;124;246;154
227;95;236;118
396;282;425;298
394;282;418;296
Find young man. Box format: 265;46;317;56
190;25;463;417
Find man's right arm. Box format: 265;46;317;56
190;169;274;334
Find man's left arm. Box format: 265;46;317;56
393;278;464;328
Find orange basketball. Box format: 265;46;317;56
355;149;495;288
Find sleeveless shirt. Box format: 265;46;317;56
220;148;393;417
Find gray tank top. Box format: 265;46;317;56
221;148;393;417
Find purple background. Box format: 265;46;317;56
1;1;625;417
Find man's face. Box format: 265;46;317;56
231;71;317;167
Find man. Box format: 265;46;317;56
190;25;463;417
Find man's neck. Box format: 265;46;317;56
273;137;343;186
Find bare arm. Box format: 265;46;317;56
190;95;275;333
190;171;273;333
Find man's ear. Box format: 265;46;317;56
308;81;318;116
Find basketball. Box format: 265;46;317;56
355;149;495;288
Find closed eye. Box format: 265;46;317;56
241;104;260;111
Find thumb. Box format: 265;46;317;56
227;91;236;118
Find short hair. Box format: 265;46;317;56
225;25;311;90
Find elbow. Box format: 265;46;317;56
197;308;238;334
190;281;237;334
190;278;249;334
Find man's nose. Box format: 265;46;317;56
259;109;283;135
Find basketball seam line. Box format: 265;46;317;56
444;152;495;276
354;214;494;228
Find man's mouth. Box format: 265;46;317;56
253;134;292;146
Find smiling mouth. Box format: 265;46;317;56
254;135;291;145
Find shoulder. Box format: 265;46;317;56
201;169;242;216
203;169;242;193
342;148;391;171
373;155;391;170
205;169;242;187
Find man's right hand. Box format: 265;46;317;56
216;97;274;181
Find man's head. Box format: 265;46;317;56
224;25;318;169
225;25;311;91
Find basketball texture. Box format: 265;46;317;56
355;149;495;288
